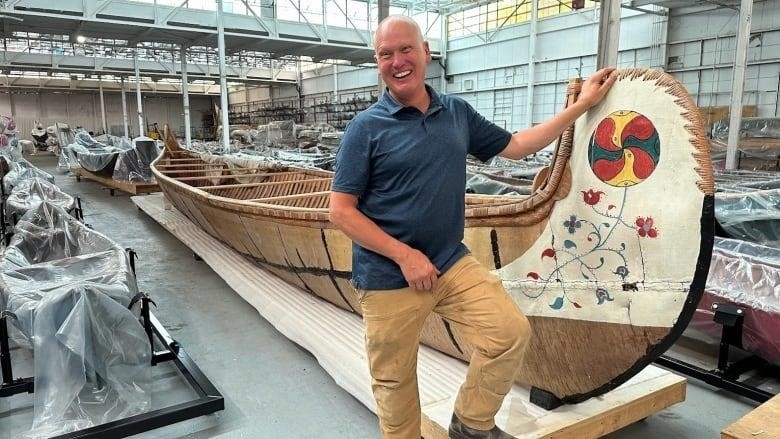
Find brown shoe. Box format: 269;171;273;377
448;414;514;439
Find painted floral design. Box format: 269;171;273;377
563;215;582;234
596;287;614;304
522;186;659;310
613;265;629;279
636;217;658;238
581;189;604;205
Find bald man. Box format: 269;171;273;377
330;15;616;439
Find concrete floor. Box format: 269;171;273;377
0;153;770;439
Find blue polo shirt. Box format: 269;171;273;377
332;86;511;290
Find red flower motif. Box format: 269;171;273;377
581;189;605;206
635;217;658;238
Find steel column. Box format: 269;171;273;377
98;75;107;135
121;76;129;137
726;0;753;171
526;0;538;129
181;46;191;147
596;0;621;69
135;51;144;139
216;0;230;152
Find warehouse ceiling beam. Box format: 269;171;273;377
486;0;528;42
239;0;276;38
189;32;216;48
286;0;324;42
445;13;486;43
0;13;22;26
622;4;667;16
1;0;24;10
440;0;500;17
630;0;740;10
162;0;190;26
329;0;370;46
3;1;400;67
150;53;175;75
90;0;116;18
127;29;155;47
700;0;739;11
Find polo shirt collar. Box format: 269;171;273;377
379;84;444;115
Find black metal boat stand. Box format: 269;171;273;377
655;302;776;404
0;250;224;438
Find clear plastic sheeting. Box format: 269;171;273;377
715;169;780;191
712;116;780;142
715;188;780;248
710;117;780;166
465;172;533;196
237;147;337;171
5;177;76;220
0;114;23;160
0;202;150;438
190;121;340;157
67;130;128;176
254;120;297;148
112;137;160;182
57;143;81;172
229;129;253;144
689;237;780;366
3;158;56;194
59;132;159;181
93;134;132;150
464;150;553;193
320;131;343;149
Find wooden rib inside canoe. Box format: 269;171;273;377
152;68;714;405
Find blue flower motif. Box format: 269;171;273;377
563;215;582;234
596;287;614;305
613;266;629;279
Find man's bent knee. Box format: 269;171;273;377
494;309;532;356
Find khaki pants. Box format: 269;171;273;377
356;255;532;439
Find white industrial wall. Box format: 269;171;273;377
444;2;780;130
228;86;273;105
666;3;780;116
0;91;213;140
444;8;662;130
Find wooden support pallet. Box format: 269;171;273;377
721;394;780;439
132;193;688;439
72;167;160;195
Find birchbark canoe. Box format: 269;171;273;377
151;68;714;404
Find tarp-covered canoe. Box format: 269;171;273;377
151;68;714;405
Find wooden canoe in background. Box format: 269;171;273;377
151;68;714;405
